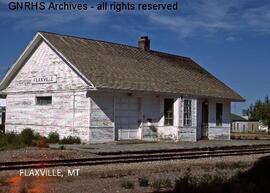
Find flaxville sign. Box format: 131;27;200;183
32;75;57;85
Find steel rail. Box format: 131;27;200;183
1;145;270;171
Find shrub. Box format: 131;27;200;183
36;136;48;148
47;132;60;143
59;136;81;144
0;132;23;150
20;128;35;145
120;180;134;189
152;178;173;189
138;176;149;187
33;132;41;140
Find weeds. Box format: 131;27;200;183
230;161;246;169
0;132;23;150
152;178;173;189
120;180;134;189
0;178;6;186
0;129;81;150
215;162;228;169
138;176;149;187
59;136;81;144
36;136;48;148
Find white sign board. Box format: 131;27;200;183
32;75;57;85
0;99;6;107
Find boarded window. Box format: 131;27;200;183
36;96;52;105
164;99;174;126
184;99;192;126
216;103;223;126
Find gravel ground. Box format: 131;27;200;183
0;147;97;162
0;153;269;193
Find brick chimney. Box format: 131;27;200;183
138;36;150;51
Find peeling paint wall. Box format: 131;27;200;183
208;100;231;140
6;41;89;93
141;96;161;140
89;93;114;143
4;41;90;142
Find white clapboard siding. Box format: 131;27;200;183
115;96;140;140
4;41;90;142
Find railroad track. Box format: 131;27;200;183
1;144;270;171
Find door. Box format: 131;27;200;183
115;97;140;140
201;101;209;138
0;110;5;133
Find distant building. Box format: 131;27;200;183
231;113;259;133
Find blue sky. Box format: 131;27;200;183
0;0;270;114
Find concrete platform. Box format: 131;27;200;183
50;140;270;154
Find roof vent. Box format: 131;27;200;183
138;36;150;51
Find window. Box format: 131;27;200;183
184;99;192;126
216;103;223;126
243;124;246;132
36;96;52;105
164;99;174;126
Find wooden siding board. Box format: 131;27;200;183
4;41;90;142
89;93;114;143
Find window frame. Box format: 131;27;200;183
183;99;192;126
216;103;223;126
164;98;174;126
36;96;52;106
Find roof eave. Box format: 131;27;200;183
92;87;245;102
0;32;96;91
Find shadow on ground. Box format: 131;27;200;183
154;155;270;193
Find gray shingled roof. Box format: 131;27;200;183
41;32;244;101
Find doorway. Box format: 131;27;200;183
115;97;140;140
0;110;5;133
201;101;209;139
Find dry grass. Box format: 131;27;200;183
231;132;270;140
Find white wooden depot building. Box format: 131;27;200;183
0;32;244;143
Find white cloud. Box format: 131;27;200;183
225;36;236;41
242;5;270;34
146;0;270;38
0;0;270;38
